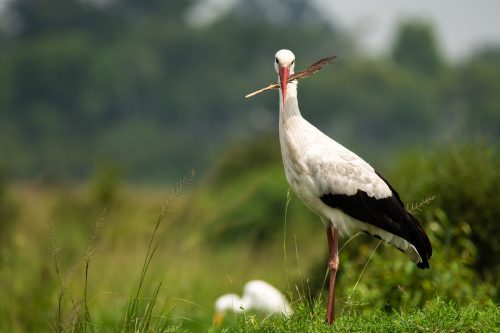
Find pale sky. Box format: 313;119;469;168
313;0;500;60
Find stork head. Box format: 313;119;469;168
213;293;244;326
274;49;295;106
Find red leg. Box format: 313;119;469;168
326;225;339;325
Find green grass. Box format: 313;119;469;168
50;172;197;333
1;144;498;332
224;298;498;333
2;181;498;332
46;175;496;333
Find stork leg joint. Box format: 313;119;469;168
328;255;339;272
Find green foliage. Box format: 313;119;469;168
302;142;499;310
90;163;122;207
50;172;195;333
392;143;500;294
232;298;498;333
50;218;180;333
302;60;437;154
450;50;500;139
2;1;498;182
0;165;18;247
0;257;56;332
0;0;345;182
1;1;499;324
168;139;499;319
392;20;444;76
172;138;315;247
206;136;281;188
334;213;495;311
49;163;124;261
0;142;498;332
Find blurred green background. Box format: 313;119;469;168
0;0;498;332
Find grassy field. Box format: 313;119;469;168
2;181;323;332
1;144;498;332
1;185;496;332
225;298;498;333
0;181;294;331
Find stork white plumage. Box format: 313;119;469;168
272;49;432;324
213;280;293;325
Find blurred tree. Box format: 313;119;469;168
113;0;195;21
171;136;289;246
90;162;122;207
7;0;119;38
0;165;18;249
0;0;348;182
392;20;443;76
472;45;500;67
0;1;498;183
392;143;500;280
453;49;500;139
233;0;330;26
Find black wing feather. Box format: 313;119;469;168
320;172;432;269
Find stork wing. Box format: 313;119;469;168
304;139;392;200
304;139;432;268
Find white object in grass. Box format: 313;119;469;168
213;280;292;325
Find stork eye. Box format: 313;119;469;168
275;58;279;64
291;60;295;65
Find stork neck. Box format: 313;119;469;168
279;80;301;120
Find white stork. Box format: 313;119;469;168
213;280;293;325
272;49;432;324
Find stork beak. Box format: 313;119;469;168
279;66;289;107
213;311;224;326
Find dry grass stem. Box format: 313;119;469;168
407;196;435;215
245;55;337;98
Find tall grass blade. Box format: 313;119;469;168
83;259;95;333
122;170;195;332
353;240;382;292
50;222;64;333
